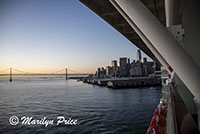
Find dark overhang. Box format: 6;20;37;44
80;0;166;63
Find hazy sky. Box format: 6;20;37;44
0;0;150;74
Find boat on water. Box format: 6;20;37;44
80;0;200;133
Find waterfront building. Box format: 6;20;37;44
129;62;143;76
95;67;106;78
111;60;117;67
96;68;101;78
106;66;112;77
119;57;128;77
127;58;130;65
127;58;131;73
141;57;147;63
101;67;106;77
111;60;118;77
142;61;154;76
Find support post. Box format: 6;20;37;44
165;0;174;27
113;0;200;102
66;68;68;80
9;68;12;82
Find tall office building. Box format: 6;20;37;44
111;60;117;67
129;62;143;76
96;68;101;78
119;57;128;77
111;60;118;77
136;49;142;62
127;58;130;65
106;66;112;76
141;57;147;63
101;67;106;77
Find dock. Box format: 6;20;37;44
107;77;161;89
81;77;161;88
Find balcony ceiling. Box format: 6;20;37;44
80;0;166;63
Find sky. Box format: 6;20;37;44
0;0;150;74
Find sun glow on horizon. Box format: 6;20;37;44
0;0;152;75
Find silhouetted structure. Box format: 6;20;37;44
136;49;142;62
119;57;128;77
9;68;12;82
66;68;68;80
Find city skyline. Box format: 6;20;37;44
0;0;151;74
94;50;158;78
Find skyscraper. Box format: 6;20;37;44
141;57;147;63
119;57;128;77
106;66;112;76
111;60;117;67
136;49;142;62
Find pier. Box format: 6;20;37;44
81;77;161;88
107;77;161;89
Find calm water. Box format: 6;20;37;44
0;76;161;134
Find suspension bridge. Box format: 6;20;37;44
0;68;90;82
